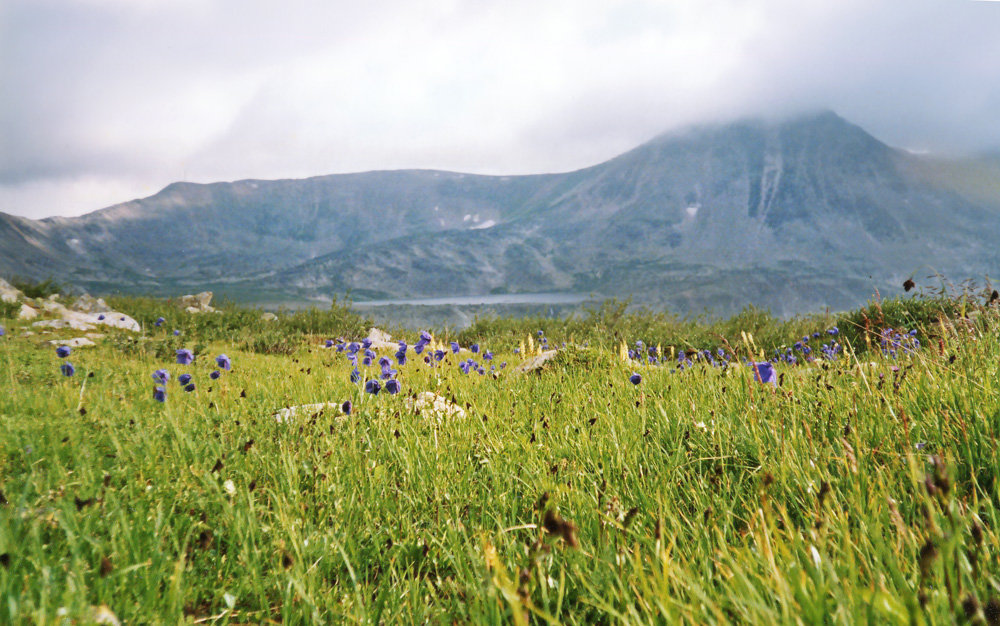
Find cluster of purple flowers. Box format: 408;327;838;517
150;352;230;402
879;328;920;358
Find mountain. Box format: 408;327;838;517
3;111;999;316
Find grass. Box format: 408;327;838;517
0;292;998;623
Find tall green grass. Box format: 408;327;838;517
0;292;998;623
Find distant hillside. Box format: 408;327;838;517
2;111;999;316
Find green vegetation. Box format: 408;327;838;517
1;291;998;623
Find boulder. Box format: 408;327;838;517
366;327;397;350
32;310;140;332
512;349;559;374
261;312;279;322
179;292;215;313
18;304;38;320
70;294;111;313
273;402;347;424
47;337;96;348
0;278;21;303
405;392;467;422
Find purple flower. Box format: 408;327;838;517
364;349;376;360
184;383;196;392
60;362;75;377
56;345;71;358
176;349;194;365
0;326;5;336
347;342;360;354
450;341;460;354
364;379;381;395
827;327;839;336
513;348;520;354
750;362;776;385
155;317;165;327
342;400;352;415
362;356;372;366
173;329;180;336
395;352;407;366
215;354;231;371
97;314;105;321
361;338;373;350
413;342;426;355
178;373;192;385
420;330;432;342
385;379;401;394
210;370;221;380
325;339;334;348
537;330;544;337
380;368;397;380
153;386;166;402
483;350;493;361
629;372;642;385
434;350;445;361
350;368;361;383
152;369;169;384
378;356;391;369
470;344;480;354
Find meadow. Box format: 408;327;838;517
0;288;998;624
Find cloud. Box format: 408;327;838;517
2;0;1000;218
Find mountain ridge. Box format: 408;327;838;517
2;111;998;316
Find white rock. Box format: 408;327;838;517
405;392;466;422
366;327;397;350
0;278;21;303
32;310;140;332
273;402;347;424
261;312;278;321
179;291;215;313
18;304;37;320
47;337;96;348
70;294;111;313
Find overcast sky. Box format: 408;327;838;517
2;0;1000;219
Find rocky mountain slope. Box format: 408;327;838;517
2;111;998;316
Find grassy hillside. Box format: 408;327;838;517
1;290;998;623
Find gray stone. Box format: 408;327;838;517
512;349;559;374
0;278;21;303
18;304;38;320
179;291;215;313
70;294;111;313
48;337;96;348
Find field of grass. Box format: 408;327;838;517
1;292;999;624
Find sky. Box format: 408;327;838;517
2;0;1000;219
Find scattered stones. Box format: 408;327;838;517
47;337;96;348
405;392;467;422
32;309;140;332
512;349;559;374
179;291;215;313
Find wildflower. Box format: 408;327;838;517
451;341;460;354
365;349;376;360
97;314;105;321
364;379;381;395
325;339;334;348
178;373;192;385
362;356;372;366
361;338;373;350
470;343;480;354
184;383;196;392
513;348;520;354
56;345;71;358
176;349;194;365
385;379;401;394
350;368;361;383
152;369;170;384
750;362;776;385
537;330;544;336
483;350;493;361
827;327;839;335
347;342;360;354
210;370;221;380
341;400;352;415
155;317;165;327
629;372;642;385
434;350;445;361
215;354;231;371
61;362;75;377
0;326;4;336
173;329;180;336
223;480;236;495
420;330;432;342
153;386;166;402
413;343;425;355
